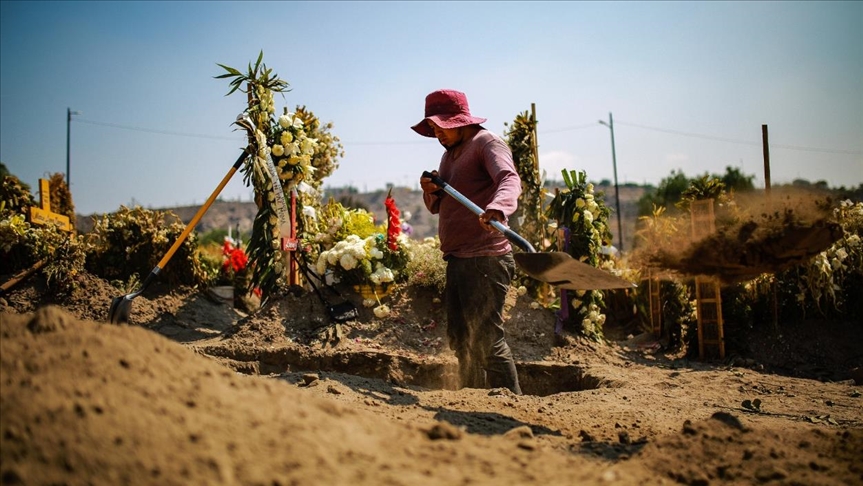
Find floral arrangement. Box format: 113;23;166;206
216;52;321;300
312;196;409;293
546;169;615;340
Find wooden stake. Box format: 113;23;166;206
762;124;771;198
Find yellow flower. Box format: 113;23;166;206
280;131;294;145
288;156;302;166
272;144;285;157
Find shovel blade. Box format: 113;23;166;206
514;252;636;290
108;295;133;324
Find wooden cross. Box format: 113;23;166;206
29;178;72;232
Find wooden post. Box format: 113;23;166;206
762;124;771;198
530;103;539;173
762;124;779;334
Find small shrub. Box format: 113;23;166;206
85;205;208;287
404;237;447;293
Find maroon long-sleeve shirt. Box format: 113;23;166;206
423;129;521;259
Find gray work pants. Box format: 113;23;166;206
445;253;522;395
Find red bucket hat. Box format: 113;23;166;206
411;89;488;138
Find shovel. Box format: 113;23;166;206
422;171;635;290
108;146;251;323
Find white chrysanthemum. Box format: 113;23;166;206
583;211;594;224
280;131;294;145
586;183;594;193
576;198;586;208
278;114;292;129
340;253;358;271
370;265;394;285
316;255;328;275
326;250;339;266
369;247;384;260
517;286;527;296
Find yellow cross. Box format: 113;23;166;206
28;179;71;232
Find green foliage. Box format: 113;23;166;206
0;172;34;216
637;170;691;217
0;212;89;294
504;110;551;300
638;166;756;218
677;175;727;212
784;200;863;319
47;173;76;228
720;166;755;193
85;206;208;287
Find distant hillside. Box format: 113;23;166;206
75;184;645;249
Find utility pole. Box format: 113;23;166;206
599;112;623;253
66;108;80;187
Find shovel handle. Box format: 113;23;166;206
422;171;536;253
153;147;251;273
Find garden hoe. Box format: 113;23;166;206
108;143;252;324
422;171;636;290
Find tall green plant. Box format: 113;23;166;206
504;110;550;299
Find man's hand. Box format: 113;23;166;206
420;170;442;196
479;209;505;232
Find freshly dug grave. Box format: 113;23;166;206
1;271;862;485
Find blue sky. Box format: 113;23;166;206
1;1;861;215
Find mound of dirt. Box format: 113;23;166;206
3;305;862;485
2;267;863;485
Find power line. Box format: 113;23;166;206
615;120;863;155
76;118;241;141
74;116;862;155
539;122;597;134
